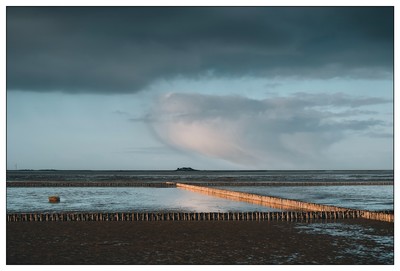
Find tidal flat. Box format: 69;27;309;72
7;219;393;265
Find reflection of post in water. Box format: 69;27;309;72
176;182;350;212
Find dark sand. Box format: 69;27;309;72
7;219;393;265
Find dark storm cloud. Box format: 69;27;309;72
7;7;393;94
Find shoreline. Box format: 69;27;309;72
6;181;394;187
7;219;393;265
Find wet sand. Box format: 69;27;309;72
7;219;393;265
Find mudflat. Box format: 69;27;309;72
7;219;393;265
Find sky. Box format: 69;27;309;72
6;6;394;170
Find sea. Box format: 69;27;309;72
6;169;394;213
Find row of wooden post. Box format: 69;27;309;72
176;183;350;212
182;181;393;186
360;211;394;222
7;211;362;222
6;182;176;187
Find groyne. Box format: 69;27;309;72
360;211;394;222
6;182;176;187
176;183;394;222
176;183;349;212
181;181;393;187
6;211;362;222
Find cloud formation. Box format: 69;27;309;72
148;93;391;168
7;7;393;93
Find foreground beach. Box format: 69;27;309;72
7;219;393;265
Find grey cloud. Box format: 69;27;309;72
128;113;154;122
321;109;378;118
112;110;130;116
7;7;393;94
152;92;390;123
323;119;386;131
288;92;391;108
364;132;393;138
264;83;281;89
123;146;172;154
149;92;391;167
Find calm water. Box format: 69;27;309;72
6;170;394;212
6;169;393;183
6;187;282;213
217;185;394;211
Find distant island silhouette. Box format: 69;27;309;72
176;167;198;171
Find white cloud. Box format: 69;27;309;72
148;92;391;169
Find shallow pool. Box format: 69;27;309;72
7;187;282;213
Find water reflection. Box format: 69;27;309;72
7;187;282;213
218;185;393;211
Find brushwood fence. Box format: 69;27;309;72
6;182;176;187
180;181;393;186
7;211;362;222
